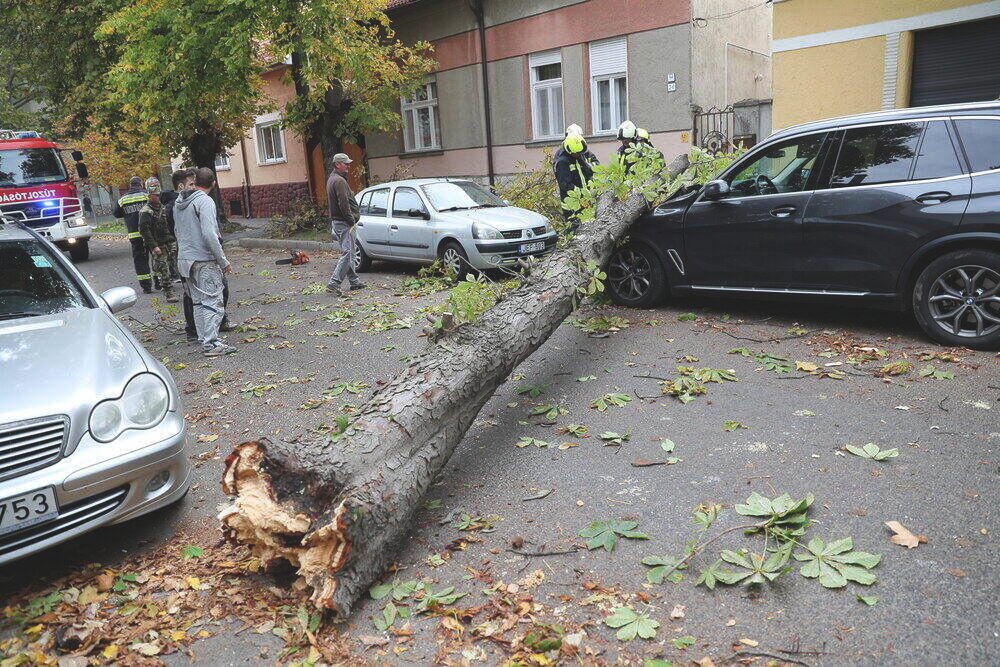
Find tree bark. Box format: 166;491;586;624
186;126;229;227
220;154;690;618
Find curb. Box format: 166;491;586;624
235;237;336;251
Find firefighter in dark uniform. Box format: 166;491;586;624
553;132;598;231
113;176;152;293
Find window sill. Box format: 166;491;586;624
524;138;562;147
215;166;232;172
399;149;444;158
257;159;288;166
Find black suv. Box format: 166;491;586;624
607;102;1000;349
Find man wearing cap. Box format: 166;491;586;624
138;177;178;303
113;176;152;293
325;153;365;296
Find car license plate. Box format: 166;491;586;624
519;241;545;254
0;487;58;536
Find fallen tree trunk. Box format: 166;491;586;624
220;153;691;617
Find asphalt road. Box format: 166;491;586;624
2;237;997;665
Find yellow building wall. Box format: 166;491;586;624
774;0;983;38
772;36;885;129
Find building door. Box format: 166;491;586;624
910;16;1000;107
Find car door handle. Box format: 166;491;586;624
915;191;951;204
390;225;399;230
769;205;796;218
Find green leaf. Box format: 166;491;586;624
660;439;676;453
677;312;697;322
845;443;899;461
591;393;631;411
180;545;204;559
604;607;659;641
672;635;695;649
641;555;686;584
795;537;881;589
722;420;746;432
579;519;648;553
856;595;879;606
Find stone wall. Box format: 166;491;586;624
219;181;313;218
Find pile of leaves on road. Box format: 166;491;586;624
0;532;354;665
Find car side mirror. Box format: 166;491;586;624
101;286;137;313
75;162;89;179
71;150;84;162
702;179;730;201
410;208;430;220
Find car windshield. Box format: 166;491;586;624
0;148;68;187
0;239;88;319
421;181;505;211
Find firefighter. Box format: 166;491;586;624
564;124;599;163
113;176;153;293
553;132;598;231
138;177;178;303
616;120;639;173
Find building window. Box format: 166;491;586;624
589;36;628;134
401;82;441;152
215;153;231;171
529;50;564;140
255;121;285;165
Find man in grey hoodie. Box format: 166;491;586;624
174;167;236;356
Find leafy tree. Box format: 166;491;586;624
98;0;434;181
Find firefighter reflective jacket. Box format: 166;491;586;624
113;187;149;240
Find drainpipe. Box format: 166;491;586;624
468;0;496;186
238;136;252;218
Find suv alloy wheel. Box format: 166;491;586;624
605;242;667;307
913;249;1000;350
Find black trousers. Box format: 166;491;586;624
125;220;152;291
184;276;229;333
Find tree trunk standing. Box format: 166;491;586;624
186;127;229;227
220;154;691;618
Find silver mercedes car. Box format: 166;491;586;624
0;222;190;565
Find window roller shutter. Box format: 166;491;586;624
530;50;561;69
589;36;627;77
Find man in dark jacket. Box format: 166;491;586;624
161;172;183;282
553;133;598;229
138;177;178;303
325;153;364;296
113;176;152;293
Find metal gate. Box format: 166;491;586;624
693;104;763;153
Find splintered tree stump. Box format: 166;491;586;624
220;154;691;617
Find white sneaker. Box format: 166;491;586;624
204;343;237;357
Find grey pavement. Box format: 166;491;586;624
2;237;997;665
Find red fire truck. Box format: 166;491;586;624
0;130;92;261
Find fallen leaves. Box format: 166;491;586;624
578;519;648;553
603;607;659;641
885;521;927;548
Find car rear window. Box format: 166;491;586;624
830;122;923;188
912;121;963;181
954;118;1000;172
0;239;88;319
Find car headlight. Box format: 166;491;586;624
472;221;503;240
89;373;170;442
68;215;88;228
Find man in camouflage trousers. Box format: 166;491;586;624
138;177;178;303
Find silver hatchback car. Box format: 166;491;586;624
352;178;557;276
0;223;190;566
